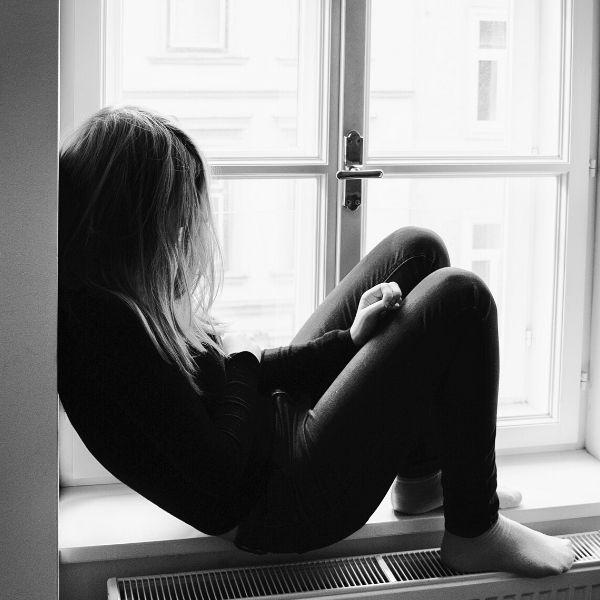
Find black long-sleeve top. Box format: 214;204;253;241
58;286;358;535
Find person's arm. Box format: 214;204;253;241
258;328;359;398
257;281;403;398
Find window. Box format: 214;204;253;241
477;20;507;122
167;0;228;51
60;0;597;485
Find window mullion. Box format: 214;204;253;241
337;0;369;283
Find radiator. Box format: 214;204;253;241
107;530;600;600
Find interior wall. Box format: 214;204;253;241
587;164;600;459
0;1;59;599
586;2;600;461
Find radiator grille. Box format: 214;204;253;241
108;530;600;600
567;530;600;561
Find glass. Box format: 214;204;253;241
368;0;563;157
365;177;559;418
479;21;507;49
104;0;327;159
210;178;320;348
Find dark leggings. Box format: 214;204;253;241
234;226;500;554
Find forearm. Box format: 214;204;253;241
258;328;358;396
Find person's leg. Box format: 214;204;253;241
291;226;450;344
291;225;449;478
292;267;573;576
299;267;498;538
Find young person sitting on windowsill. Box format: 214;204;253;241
58;106;574;577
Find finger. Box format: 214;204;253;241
362;297;387;317
389;281;403;300
359;283;383;309
381;282;396;308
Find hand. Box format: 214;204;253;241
350;281;403;348
221;331;262;363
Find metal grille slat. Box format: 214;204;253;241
133;579;141;600
204;572;216;599
358;558;374;584
212;572;224;600
336;560;351;586
412;551;440;579
337;560;352;586
174;575;183;600
348;558;367;586
423;550;447;578
159;577;168;600
372;556;390;583
386;553;413;581
215;572;229;599
341;560;355;585
178;575;190;600
583;533;600;554
271;566;288;594
233;571;247;598
231;571;246;598
324;563;341;588
182;575;195;600
348;559;365;585
164;575;175;600
273;565;288;594
406;553;429;579
258;569;274;596
205;573;219;600
310;562;327;590
301;564;319;591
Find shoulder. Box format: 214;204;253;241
58;286;162;390
58;288;145;341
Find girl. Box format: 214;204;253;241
58;106;574;576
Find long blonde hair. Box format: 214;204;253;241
59;106;226;391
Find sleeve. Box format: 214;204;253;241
215;350;261;455
258;328;359;398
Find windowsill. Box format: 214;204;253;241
59;449;600;565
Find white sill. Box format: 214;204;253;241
59;449;600;565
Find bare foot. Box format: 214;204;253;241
440;514;575;577
391;472;522;514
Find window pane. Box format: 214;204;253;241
368;0;563;157
210;178;320;348
365;177;559;419
480;21;507;49
169;0;225;49
478;60;498;121
104;0;327;159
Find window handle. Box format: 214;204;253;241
337;130;384;210
336;167;383;180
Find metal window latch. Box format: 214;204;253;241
336;130;384;211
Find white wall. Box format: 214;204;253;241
0;1;59;599
587;165;600;459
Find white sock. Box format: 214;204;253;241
391;471;523;514
441;514;575;577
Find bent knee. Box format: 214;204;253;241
385;226;450;268
432;267;496;319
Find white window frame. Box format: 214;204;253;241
340;0;598;454
59;0;598;486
